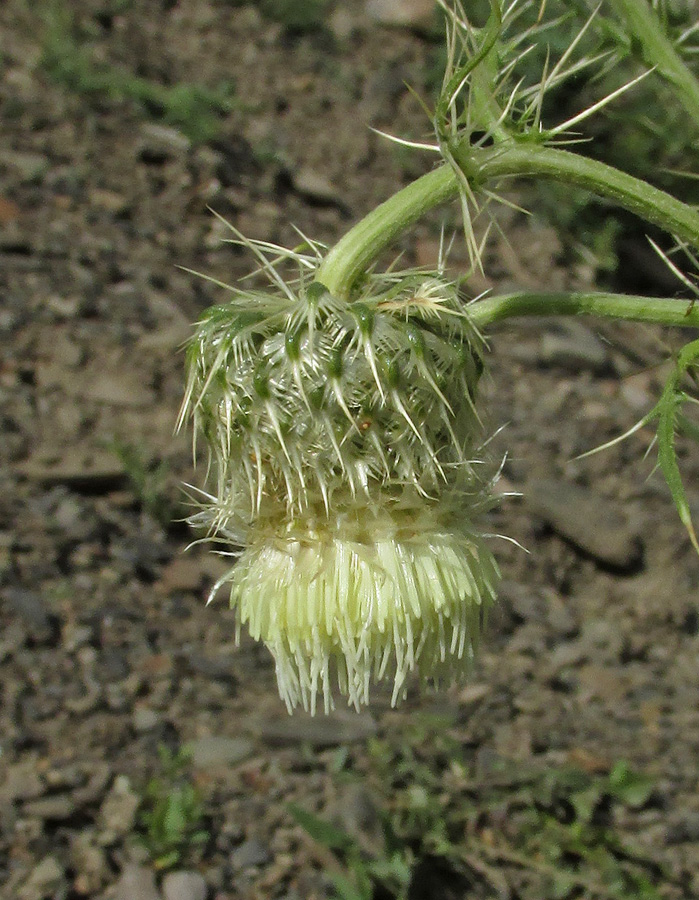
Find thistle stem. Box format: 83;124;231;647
468;290;699;330
466;143;699;250
316;142;699;300
607;0;699;125
315;165;456;299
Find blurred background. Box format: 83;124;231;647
1;1;699;898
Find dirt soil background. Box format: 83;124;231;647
1;2;699;899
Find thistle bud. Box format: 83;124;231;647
181;264;499;712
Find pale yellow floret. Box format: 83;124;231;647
223;504;499;714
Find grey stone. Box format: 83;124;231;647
293;168;342;205
99;775;140;841
133;706;161;733
526;478;643;569
365;0;435;28
188;736;255;768
113;864;161;900
72;763;111;805
45;764;86;791
5;588;58;645
140;123;191;158
16;447;127;489
162;870;207;900
70;832;109;894
2;759;45;802
23;795;74;821
546;641;588;676
666;811;699;844
0;222;32;252
230;837;272;870
0;150;49;182
18;857;64;900
182;651;236;683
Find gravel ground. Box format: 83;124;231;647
1;2;698;899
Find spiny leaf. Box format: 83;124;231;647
655;338;699;554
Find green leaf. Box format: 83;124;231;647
551;870;576;900
163;791;188;839
287;803;355;852
608;761;655;808
154;849;180;870
330;871;372;900
570;785;603;825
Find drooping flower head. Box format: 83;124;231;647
180;233;499;712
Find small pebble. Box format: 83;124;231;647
113;864;160;900
19;857;64;900
230;837;272;870
526;478;643;569
188;735;255;768
162;870;207;900
99;775;140;842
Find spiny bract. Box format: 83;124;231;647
181;252;498;712
182;274;483;536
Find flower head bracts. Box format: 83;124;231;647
180;229;499;712
181;266;485;544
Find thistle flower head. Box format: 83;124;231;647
181;231;499;712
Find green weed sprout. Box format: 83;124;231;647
138;747;208;870
180;0;699;713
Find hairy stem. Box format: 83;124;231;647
463;143;699;250
608;0;699;125
468;290;699;330
315;165;457;299
316;141;699;300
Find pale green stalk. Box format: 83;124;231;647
316;143;699;303
315;166;456;299
468;291;699;330
465;143;699;250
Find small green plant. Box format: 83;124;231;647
138;746;209;871
41;4;236;142
288;802;412;900
291;724;665;900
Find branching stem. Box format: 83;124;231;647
316;143;699;300
468;290;699;330
467;143;699;250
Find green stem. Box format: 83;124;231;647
608;0;699;125
315;165;457;299
316;142;699;300
466;143;699;250
468;290;699;330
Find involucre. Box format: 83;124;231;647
181;265;499;712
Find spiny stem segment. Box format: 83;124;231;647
467;291;699;331
316;144;699;301
463;144;699;253
317;0;699;301
315;165;457;300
